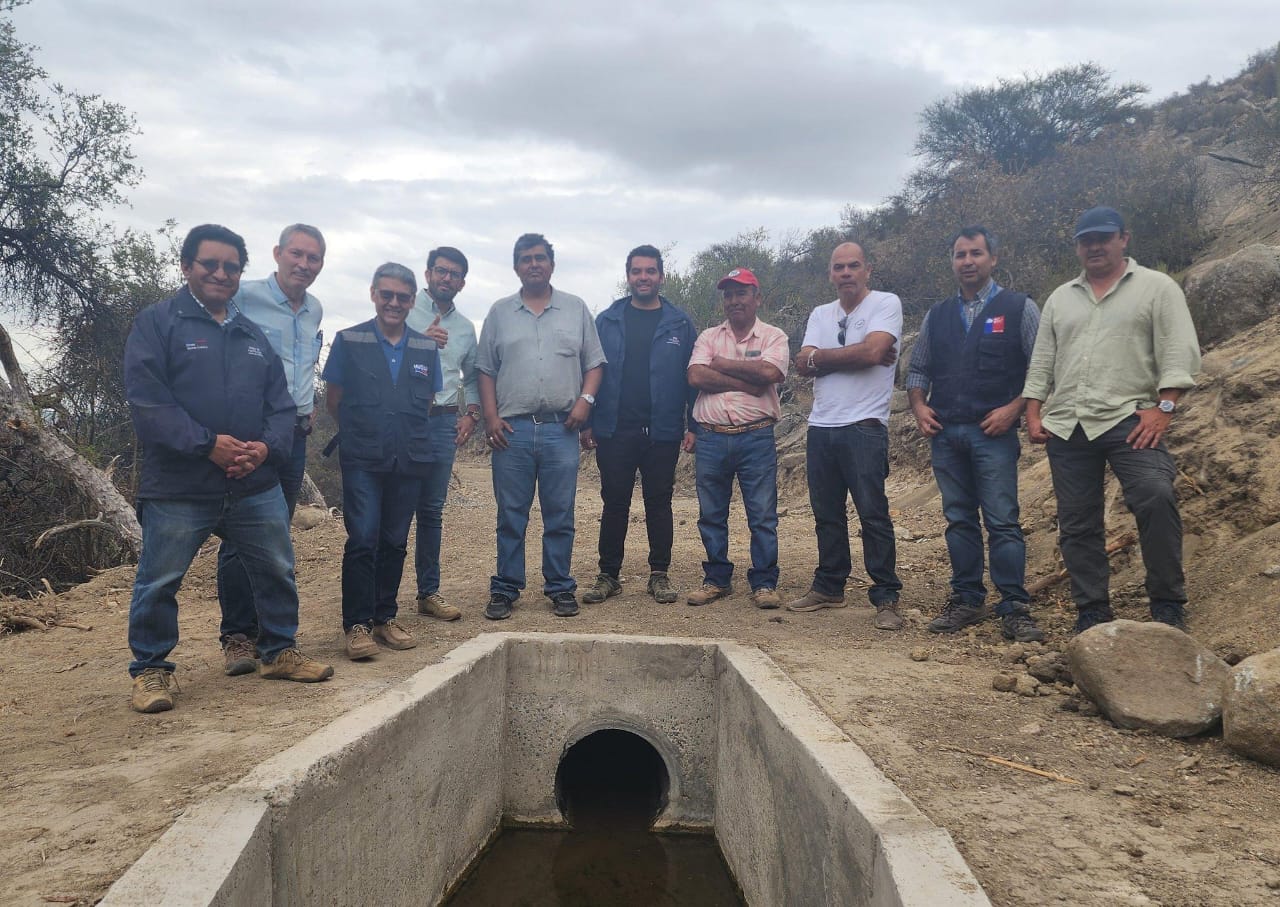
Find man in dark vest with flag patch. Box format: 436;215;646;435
323;262;442;660
906;226;1044;643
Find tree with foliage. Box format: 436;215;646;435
914;63;1149;181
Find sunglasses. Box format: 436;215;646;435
431;266;464;282
377;289;413;305
195;258;242;276
837;315;848;346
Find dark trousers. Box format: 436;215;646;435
806;422;902;605
341;465;421;630
1046;416;1186;615
594;427;680;577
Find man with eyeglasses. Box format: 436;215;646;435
323;263;442;659
1024;207;1200;634
405;247;478;622
217;224;326;677
476;233;606;620
789;242;904;630
123;223;334;713
906;226;1044;643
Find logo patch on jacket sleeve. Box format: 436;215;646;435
246;345;265;358
412;363;432;378
665;335;682;346
184;339;210;351
984;315;1005;334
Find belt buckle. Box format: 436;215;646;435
531;412;557;424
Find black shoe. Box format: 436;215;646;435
1073;607;1115;635
1150;602;1188;632
485;594;513;621
1000;611;1046;643
927;595;986;633
552;592;579;618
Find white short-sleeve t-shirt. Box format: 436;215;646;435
802;291;902;427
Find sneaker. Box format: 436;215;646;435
647;572;677;604
344;624;379;660
581;573;621;604
751;587;782;609
417;593;461;621
485;594;514;621
1000;611;1046;643
1150;602;1188;632
686;583;731;607
552;592;579;617
927;595;987;634
222;633;259;677
1073;607;1115;635
130;668;176;714
372;619;417;650
260;648;334;682
873;602;905;631
786;589;847;612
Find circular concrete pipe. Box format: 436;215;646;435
554;728;670;830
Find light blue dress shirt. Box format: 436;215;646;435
407;291;480;408
234;274;323;415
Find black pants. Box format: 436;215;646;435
594;427;680;577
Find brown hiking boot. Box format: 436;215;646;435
372;619;417;650
222;633;258;676
260;648;334;682
786;589;847;612
131;668;176;714
417;592;461;621
581;573;621;604
873;601;905;631
686;583;731;606
344;624;379;660
647;572;677;604
751;587;782;609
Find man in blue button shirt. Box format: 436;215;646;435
217;224;326;677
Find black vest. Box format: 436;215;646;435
336;320;436;474
925;289;1029;424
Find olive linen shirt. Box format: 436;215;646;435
476;288;606;419
690;318;790;427
1022;258;1201;440
407;291;480;409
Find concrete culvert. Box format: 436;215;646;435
554;728;669;830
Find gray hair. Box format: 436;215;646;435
371;262;417;293
278;223;326;257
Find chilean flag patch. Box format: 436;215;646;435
984;315;1005;334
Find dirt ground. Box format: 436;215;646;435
2;456;1279;907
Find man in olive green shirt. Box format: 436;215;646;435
1024;207;1201;634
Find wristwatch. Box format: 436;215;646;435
1157;399;1176;414
579;393;596;406
466;408;481;422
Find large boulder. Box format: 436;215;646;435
1066;619;1230;737
1224;648;1280;766
1184;243;1280;346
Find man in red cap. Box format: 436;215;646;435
685;267;790;608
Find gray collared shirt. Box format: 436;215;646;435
407;291;480;408
233;274;323;414
476;287;607;418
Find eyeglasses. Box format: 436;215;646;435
195;258;242;276
377;289;413;305
431;266;464;282
837;315;848;346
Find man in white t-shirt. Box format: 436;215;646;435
788;242;905;630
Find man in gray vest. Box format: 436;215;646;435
218;224;326;676
323;263;442;659
906;226;1043;643
406;246;479;621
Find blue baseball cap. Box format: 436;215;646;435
1074;206;1125;239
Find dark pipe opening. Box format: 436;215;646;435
554;729;669;831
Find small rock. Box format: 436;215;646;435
1261;565;1280;579
1003;643;1027;664
1018;721;1042;735
1145;816;1163;828
1113;785;1138;796
894;525;916;541
1078;701;1101;718
767;615;783;623
1015;674;1040;697
1223;648;1280;767
291;506;328;531
1059;696;1081;712
1176;754;1202;771
993;673;1018;693
909;648;930;662
1265;878;1280;890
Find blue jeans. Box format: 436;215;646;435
414;416;459;597
490;416;581;599
806;422;901;605
128;487;299;676
930;423;1027;615
217;430;307;641
694;424;779;590
341;465;421;629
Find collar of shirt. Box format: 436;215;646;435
716;318;763;342
515;288;560;313
1069;257;1137;301
189;291;240;327
372;319;409;351
265;273;314;314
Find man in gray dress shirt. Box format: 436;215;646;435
476;233;606;620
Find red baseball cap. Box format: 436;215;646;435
716;267;759;290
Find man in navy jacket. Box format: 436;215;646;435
123;224;333;714
579;245;696;605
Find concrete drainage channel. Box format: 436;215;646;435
103;633;989;906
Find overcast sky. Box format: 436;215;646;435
10;0;1277;335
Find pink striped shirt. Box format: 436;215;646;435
690;318;790;426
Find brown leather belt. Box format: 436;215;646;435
703;418;776;435
430;404;459;416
